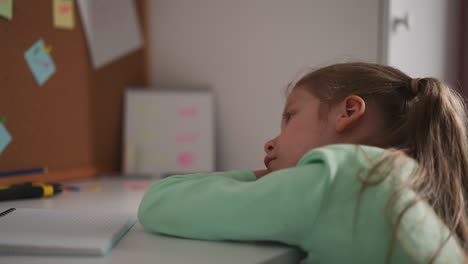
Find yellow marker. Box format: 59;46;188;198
33;183;54;197
42;45;53;53
91;185;101;192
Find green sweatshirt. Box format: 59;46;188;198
138;144;464;263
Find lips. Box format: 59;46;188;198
264;156;276;168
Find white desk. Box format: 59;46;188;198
0;177;303;264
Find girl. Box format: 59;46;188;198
138;62;468;263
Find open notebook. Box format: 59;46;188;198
0;208;137;256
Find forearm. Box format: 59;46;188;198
253;169;269;179
137;164;328;245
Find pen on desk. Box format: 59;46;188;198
0;167;48;177
0;183;62;201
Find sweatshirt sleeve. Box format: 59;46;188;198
138;159;331;247
204;170;257;182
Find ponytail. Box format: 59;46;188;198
393;78;468;248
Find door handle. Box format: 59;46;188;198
392;13;411;32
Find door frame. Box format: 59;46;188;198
378;0;390;65
458;0;467;94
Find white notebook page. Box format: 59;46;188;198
0;208;137;256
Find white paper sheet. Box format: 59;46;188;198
77;0;143;69
0;208;136;256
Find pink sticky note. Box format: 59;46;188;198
176;152;195;168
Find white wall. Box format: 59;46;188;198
146;0;380;171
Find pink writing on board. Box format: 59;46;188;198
176;152;195;168
176;133;199;143
59;5;71;14
177;107;198;117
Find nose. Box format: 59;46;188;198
264;137;277;154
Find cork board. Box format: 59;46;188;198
0;0;148;184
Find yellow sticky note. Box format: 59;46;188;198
53;0;74;29
0;0;13;20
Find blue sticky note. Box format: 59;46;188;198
24;39;56;86
0;123;12;154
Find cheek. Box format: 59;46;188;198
285;121;325;151
279;129;310;156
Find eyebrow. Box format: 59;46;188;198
284;97;296;110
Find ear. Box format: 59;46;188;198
334;95;366;133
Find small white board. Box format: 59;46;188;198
124;88;215;177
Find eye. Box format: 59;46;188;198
282;111;293;123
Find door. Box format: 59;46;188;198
380;0;459;86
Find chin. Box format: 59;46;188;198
269;165;285;172
276;164;296;172
267;166;277;173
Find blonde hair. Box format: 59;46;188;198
295;62;468;261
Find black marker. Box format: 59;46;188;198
0;183;62;201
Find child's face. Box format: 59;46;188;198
264;87;336;172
